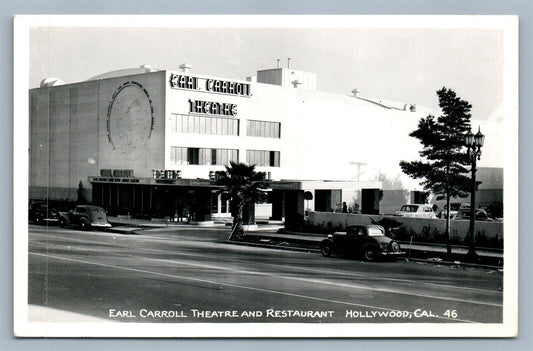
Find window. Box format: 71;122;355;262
188;148;200;165
211;192;218;214
171;114;239;136
246;120;281;138
368;227;384;236
246;150;280;167
211;149;217;165
171;147;239;165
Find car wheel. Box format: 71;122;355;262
59;218;66;228
34;217;42;225
362;244;379;262
320;241;334;257
80;220;91;231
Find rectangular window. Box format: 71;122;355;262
171;115;177;132
250;120;256;136
261;121;267;137
259;150;265;166
246;150;280;167
188;148;199;165
171;146;188;165
211;117;217;134
227;119;233;135
221;195;228;213
203;117;210;135
222;149;229;165
216;118;222;135
211;149;217;165
211;192;218;214
195;116;201;133
246;120;281;138
215;149;222;165
221;118;228;135
187;115;194;133
173;147;239;166
171;113;238;136
178;115;184;133
199;148;207;165
170;147;176;163
199;116;206;134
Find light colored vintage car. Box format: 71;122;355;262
453;208;493;221
394;204;437;219
440;202;470;219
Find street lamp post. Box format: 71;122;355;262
464;127;485;260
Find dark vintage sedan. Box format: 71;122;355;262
28;201;59;225
320;224;404;261
59;205;112;231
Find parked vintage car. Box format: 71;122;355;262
453;208;493;221
320;224;404;261
59;205;112;230
394;204;437;219
440;202;470;219
28;201;59;225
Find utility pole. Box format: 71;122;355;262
350;161;366;181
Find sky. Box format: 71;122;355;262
29;20;506;121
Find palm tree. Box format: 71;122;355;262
215;162;268;241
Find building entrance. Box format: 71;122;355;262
91;180;216;221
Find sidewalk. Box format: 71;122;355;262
106;216;284;234
240;230;503;268
253;230;502;257
104;216;503;267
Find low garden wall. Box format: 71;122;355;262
307;211;503;249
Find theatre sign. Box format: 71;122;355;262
169;73;252;97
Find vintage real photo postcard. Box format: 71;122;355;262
13;15;518;337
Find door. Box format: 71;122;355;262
361;188;380;215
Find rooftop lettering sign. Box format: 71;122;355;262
169;73;251;97
189;99;237;116
100;169;135;178
152;169;181;180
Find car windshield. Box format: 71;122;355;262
400;205;418;212
368;228;384;236
449;203;461;211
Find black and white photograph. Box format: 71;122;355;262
13;15;518;338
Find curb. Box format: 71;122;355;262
224;238;502;269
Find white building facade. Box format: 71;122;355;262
29;64;503;222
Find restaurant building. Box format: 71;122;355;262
29;63;503;223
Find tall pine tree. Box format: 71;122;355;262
400;87;473;256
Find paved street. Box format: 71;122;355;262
27;224;503;324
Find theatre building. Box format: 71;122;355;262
29;63;503;223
